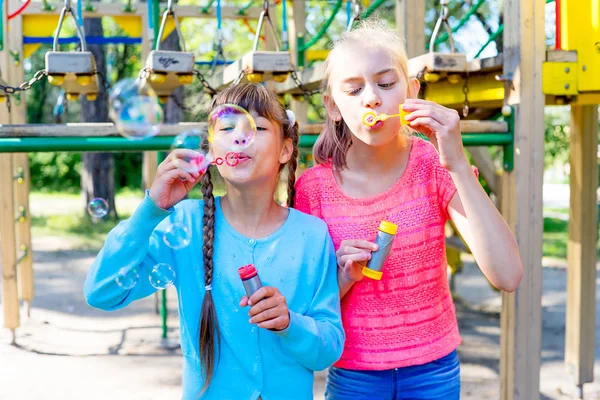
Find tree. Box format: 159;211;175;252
80;18;117;219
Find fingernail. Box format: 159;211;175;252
248;300;253;306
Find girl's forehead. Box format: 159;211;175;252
330;45;399;79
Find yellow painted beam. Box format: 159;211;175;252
560;0;600;91
422;73;505;109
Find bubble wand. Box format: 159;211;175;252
362;104;410;127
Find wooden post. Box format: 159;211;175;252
0;0;20;343
500;1;545;399
8;0;34;316
565;104;598;397
395;0;425;58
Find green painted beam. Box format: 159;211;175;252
0;133;513;153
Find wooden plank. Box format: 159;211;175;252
395;0;425;58
468;54;504;72
0;121;507;137
275;63;325;95
546;50;577;63
22;3;262;19
565;105;598;390
407;52;467;77
500;1;546;399
8;0;34;316
0;122;206;137
468;147;498;195
0;0;20;340
0;155;19;337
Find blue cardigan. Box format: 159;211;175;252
84;193;344;399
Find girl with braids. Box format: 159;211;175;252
84;83;344;399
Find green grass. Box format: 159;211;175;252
543;217;569;259
31;214;130;251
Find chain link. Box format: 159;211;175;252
462;71;470;118
193;69;217;97
0;69;47;95
290;67;325;120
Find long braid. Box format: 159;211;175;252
198;167;220;394
286;121;300;208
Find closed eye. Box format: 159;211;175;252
379;81;396;88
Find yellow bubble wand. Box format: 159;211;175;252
362;104;410;127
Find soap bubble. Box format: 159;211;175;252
208;104;256;151
115;267;140;289
109;78;163;140
149;263;176;289
163;223;191;250
87;198;109;218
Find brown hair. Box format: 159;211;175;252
313;19;415;171
198;83;299;392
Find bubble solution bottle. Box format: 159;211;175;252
238;264;263;297
362;221;398;281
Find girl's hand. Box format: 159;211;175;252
241;287;290;331
149;149;205;210
402;99;470;172
336;239;378;282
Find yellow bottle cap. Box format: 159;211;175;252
399;104;410;126
362;266;383;280
379;220;398;236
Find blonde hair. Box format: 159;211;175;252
313;19;415;170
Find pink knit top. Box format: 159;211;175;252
295;136;472;370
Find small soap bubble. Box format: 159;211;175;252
87;198;109;218
163;223;191;250
149;263;176;289
116;267;140;289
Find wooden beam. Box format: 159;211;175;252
8;0;34;316
565;105;598;393
0;122;205;137
22;3;262;19
395;0;425;58
0;0;20;342
468;147;498;195
500;1;545;399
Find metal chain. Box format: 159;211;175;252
193;69;217;97
94;70;112;93
290;67;325;120
462;71;470;117
0;69;47;95
232;70;245;86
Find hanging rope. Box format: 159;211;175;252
0;0;4;51
281;0;288;50
210;0;226;75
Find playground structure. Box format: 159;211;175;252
0;1;598;399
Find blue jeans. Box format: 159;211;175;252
325;350;461;400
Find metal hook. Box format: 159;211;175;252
53;0;87;52
156;3;186;52
252;4;281;52
346;0;362;31
429;0;454;53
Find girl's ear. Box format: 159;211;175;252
324;93;342;122
279;137;293;164
408;77;421;98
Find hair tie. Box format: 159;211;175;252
286;109;296;126
204;285;212;291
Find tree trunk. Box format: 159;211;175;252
80;18;117;219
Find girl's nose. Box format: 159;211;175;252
363;85;382;109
